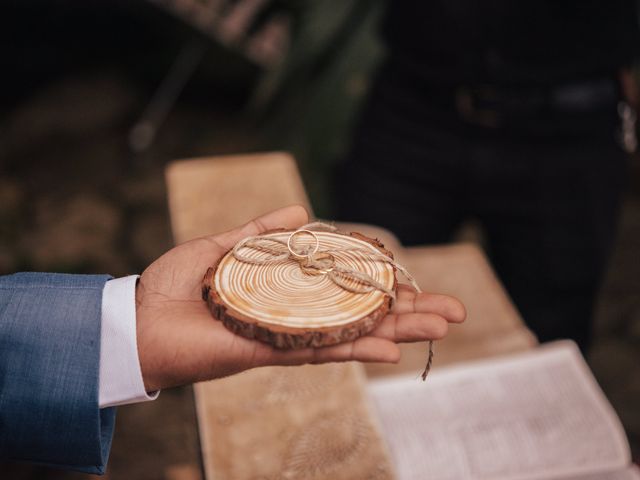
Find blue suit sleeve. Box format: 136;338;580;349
0;273;116;475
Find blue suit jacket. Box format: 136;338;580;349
0;273;116;474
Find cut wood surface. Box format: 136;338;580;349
203;229;396;349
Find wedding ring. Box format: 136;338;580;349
301;252;336;276
287;229;320;259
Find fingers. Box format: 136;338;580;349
265;337;401;367
214;204;309;250
393;284;466;324
261;309;451;370
255;283;465;369
371;312;449;342
311;337;401;364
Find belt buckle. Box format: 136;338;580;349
455;86;502;127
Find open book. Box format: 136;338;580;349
367;341;638;480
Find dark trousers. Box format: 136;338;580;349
335;66;628;350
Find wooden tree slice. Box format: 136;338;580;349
202;229;397;349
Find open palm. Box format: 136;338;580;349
135;205;465;392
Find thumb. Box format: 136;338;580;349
213;205;309;250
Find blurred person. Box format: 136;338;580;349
0;205;465;474
336;0;639;351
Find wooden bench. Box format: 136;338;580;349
165;152;536;480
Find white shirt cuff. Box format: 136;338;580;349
99;275;160;408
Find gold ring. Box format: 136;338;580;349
287;229;320;259
301;252;336;276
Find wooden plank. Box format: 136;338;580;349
193;363;394;480
165;152;311;242
165;154;395;480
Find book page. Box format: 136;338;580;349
561;465;640;480
367;341;630;480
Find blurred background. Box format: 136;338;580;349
0;1;638;478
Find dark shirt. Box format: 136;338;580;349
383;0;640;86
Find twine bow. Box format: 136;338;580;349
232;222;434;380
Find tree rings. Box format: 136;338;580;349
202;229;397;349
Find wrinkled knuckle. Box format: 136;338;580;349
249;219;265;235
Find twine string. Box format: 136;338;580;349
231;222;434;380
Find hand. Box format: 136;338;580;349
135;205;466;392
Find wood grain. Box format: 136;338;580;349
203;229;397;348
